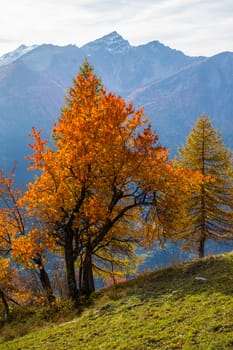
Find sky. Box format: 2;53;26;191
0;0;232;57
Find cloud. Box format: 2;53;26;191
0;0;232;56
115;0;233;55
0;37;19;44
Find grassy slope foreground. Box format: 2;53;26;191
1;252;233;349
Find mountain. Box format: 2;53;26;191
81;31;203;95
82;30;131;54
131;51;233;149
0;44;38;67
0;31;231;184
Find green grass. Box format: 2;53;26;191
1;252;233;349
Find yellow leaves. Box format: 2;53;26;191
0;256;33;306
20;62;210;275
24;68;164;231
0;257;9;272
11;228;55;268
12;235;35;266
0;257;17;291
26;127;48;170
0;167;55;273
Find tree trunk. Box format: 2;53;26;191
64;232;79;304
198;237;206;258
80;252;95;296
38;266;55;303
0;290;9;321
33;254;55;303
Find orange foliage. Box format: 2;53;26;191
0;168;52;268
0;257;32;309
26;67;200;240
21;63;202;297
0;167;55;306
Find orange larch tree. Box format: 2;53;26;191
22;61;200;302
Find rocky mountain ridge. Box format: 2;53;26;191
0;31;232;183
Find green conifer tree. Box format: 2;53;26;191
178;114;233;257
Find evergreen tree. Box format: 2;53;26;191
178;114;233;258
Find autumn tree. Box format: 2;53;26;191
0;257;32;320
177;114;233;257
23;61;200;303
0;258;16;320
0;168;55;303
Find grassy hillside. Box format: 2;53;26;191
1;252;233;349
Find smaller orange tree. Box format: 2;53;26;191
0;168;55;303
22;61;200;302
0;257;32;320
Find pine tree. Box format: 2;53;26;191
178;114;233;257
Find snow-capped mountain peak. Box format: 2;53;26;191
82;31;131;54
0;44;38;67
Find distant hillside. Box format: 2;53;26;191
0;31;232;266
0;33;231;183
1;252;233;349
131;51;233;150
